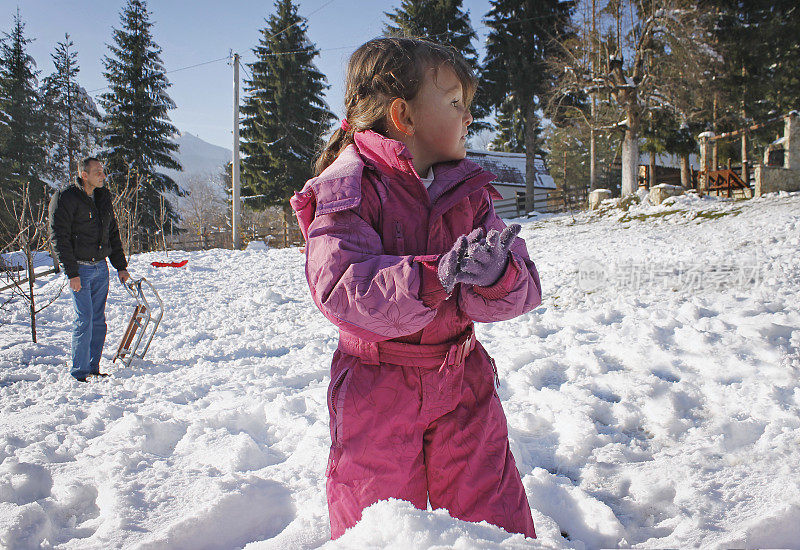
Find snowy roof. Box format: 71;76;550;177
638;152;700;169
770;136;787;148
466;149;556;189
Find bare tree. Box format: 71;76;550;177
178;173;228;238
0;180;65;343
551;0;719;195
107;163;145;256
155;193;169;252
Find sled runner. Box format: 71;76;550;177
112;277;163;368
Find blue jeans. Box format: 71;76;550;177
70;261;109;379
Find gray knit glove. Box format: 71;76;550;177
438;224;521;293
438;235;468;294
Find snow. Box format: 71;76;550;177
771;135;788;148
1;191;800;549
245;239;270;251
1;251;55;271
1;251;60;291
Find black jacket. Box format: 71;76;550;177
48;184;128;279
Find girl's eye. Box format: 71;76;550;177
452;99;460;107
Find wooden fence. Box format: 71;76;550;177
494;187;589;217
166;223;304;251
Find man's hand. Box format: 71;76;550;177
118;270;130;284
69;276;81;292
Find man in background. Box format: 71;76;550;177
48;157;130;382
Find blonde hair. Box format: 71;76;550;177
314;37;477;176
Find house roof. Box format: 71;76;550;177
466;149;557;189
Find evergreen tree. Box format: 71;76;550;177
490;96;525;153
544;120;619;196
100;0;181;239
0;11;47;208
384;0;478;66
482;0;575;210
240;0;335;211
640;108;675;187
41;34;101;190
711;0;800;123
384;0;489;131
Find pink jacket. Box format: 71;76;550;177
290;130;542;347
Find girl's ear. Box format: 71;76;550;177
389;98;414;136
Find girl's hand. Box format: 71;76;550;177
438;235;468;294
455;224;521;288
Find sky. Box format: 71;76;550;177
8;0;495;151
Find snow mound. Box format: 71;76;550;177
246;239;270;251
1;192;800;548
319;499;553;549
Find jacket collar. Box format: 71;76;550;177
294;130;497;219
352;130;418;179
353;130;488;189
71;181;102;202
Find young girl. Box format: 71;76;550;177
291;37;542;540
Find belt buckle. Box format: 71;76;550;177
443;332;473;370
459;333;474;364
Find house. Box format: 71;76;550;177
466;149;556;202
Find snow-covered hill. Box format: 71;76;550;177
165;131;231;192
1;191;799;549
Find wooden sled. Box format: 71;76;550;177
112;277;163;368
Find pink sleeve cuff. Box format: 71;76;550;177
474;253;521;300
414;255;449;309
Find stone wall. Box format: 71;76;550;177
649;184;684;205
755;165;800;196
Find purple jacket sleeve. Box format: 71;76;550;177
457;189;542;323
305;207;444;342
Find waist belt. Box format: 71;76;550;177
77;259;103;265
338;325;476;370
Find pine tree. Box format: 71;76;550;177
482;0;575;210
490;97;525;153
240;0;334;211
384;0;478;66
384;0;489;130
100;0;181;240
0;11;47;208
712;0;800;122
640;109;675;187
41;34;101;190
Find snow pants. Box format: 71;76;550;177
325;341;536;539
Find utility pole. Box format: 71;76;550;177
232;52;242;250
741;64;749;185
589;0;597;190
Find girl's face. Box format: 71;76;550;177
407;65;473;171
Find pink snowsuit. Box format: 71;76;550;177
291;130;542;539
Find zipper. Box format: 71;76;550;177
394;220;405;255
489;356;500;388
330;368;350;444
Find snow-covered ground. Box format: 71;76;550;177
1;190;799;549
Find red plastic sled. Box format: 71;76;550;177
151;260;188;268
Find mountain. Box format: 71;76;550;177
165;131;231;192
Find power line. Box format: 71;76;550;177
240;63;253;82
86;55;231;94
85;8;564;98
86;0;339;96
